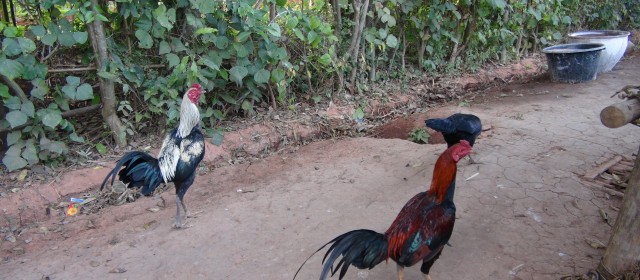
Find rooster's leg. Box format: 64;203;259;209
173;177;195;228
424;274;432;280
174;196;184;228
397;264;405;280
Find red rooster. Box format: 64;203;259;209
295;140;472;280
101;83;205;228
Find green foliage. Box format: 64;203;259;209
408;128;430;144
1;0;635;171
0;15;88;170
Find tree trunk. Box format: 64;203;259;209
419;35;426;69
86;0;127;147
269;2;275;21
500;8;510;63
449;0;477;65
598;144;640;278
347;0;369;93
331;0;341;39
369;43;375;83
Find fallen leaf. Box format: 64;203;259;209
12;247;24;255
17;170;28;181
599;208;612;226
143;220;157;230
585;237;606;249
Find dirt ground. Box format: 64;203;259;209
2;54;640;279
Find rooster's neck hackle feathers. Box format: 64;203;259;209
427;140;472;203
177;84;202;138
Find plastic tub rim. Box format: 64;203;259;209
568;30;631;39
542;43;605;54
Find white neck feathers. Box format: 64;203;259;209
177;93;200;138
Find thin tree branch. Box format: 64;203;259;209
0;74;28;102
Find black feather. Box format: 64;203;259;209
100;151;163;196
319;230;388;280
425;113;482;147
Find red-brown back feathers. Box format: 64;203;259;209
427;140;472;204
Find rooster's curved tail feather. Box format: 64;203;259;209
100;151;164;196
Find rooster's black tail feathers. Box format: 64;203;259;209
100;151;163;196
294;229;388;280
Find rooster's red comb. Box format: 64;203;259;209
190;83;202;91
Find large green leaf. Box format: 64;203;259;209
241;99;254;112
214;36;229;49
61;76;81;99
6;110;28;128
58;32;76;46
236;31;251;43
21;101;35;117
73;32;88;44
0;57;24;80
199;57;220;71
195;0;216;13
30;25;46;37
0;83;8;98
254;69;270;84
267;23;282;37
69;132;85;143
75;83;94;100
66;75;81;86
2;38;22;56
3;26;18;37
234;43;249;58
22;140;39;164
30;78;48;100
271;68;285;83
307;31;318;45
135;30;153;49
166;53;180;68
3;145;28;171
159;40;171;54
17;38;36;54
229;66;248;86
318;53;331;65
42;111;62;128
6;131;21;146
286;17;298;29
41;33;57;46
386;34;399;48
154;5;174;30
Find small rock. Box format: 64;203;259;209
4;234;16;243
156;198;166;208
12;247;25;255
10;188;20;193
90;260;100;267
147;207;160;213
24;238;31;244
109;267;127;273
